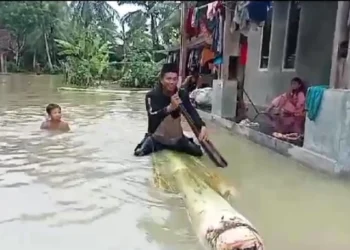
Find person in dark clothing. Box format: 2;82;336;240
134;63;209;157
182;66;200;93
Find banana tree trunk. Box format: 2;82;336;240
44;32;53;72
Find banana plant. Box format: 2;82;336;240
55;25;114;86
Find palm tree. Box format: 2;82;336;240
69;1;119;28
117;1;181;50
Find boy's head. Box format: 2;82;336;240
46;103;61;121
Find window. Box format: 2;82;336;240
259;4;274;69
283;1;301;69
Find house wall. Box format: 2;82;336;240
304;89;350;173
244;1;338;107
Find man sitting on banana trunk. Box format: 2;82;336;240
134;63;209;157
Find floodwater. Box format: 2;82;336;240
0;74;349;250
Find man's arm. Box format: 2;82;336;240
179;89;205;130
145;92;169;120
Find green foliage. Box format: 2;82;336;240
0;1;180;88
119;49;161;88
55;25;113;86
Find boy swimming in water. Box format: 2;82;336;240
40;103;70;132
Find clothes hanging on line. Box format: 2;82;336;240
200;47;215;67
187;49;201;71
207;1;220;20
191;8;197;28
240;41;248;66
232;1;250;36
212;11;224;54
186;6;196;38
214;55;223;65
231;1;271;36
247;1;271;23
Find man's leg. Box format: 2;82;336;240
172;136;203;157
134;136;165;156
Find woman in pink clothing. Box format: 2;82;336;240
266;77;307;117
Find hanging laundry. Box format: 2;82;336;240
199;19;210;36
194;49;201;66
212;15;219;52
186;7;196;38
194;5;208;36
247;1;271;24
200;47;215;67
191;8;197;28
240;41;248;66
306;85;328;121
187;50;194;69
217;11;224;54
212;13;223;54
232;1;251;36
232;1;271;36
214;55;223;65
207;1;219;20
207;17;216;33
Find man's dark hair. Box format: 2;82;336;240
46;103;61;115
160;63;178;78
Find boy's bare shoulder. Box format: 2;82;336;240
40;121;49;129
59;121;70;131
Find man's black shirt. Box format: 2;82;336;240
145;83;205;134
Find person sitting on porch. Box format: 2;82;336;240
182;66;201;93
266;77;306;116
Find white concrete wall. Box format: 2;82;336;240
304;89;350;172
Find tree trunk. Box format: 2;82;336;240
44;32;53;72
15;51;19;67
32;52;36;71
0;52;4;73
150;14;159;49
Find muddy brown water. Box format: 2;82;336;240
0;74;349;250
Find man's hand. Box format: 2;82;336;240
167;93;182;112
198;126;208;142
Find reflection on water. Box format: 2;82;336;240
0;74;349;250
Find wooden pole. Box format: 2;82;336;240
220;3;232;82
178;2;188;86
329;1;350;89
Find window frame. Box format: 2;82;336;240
282;1;302;71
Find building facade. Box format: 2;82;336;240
244;1;338;107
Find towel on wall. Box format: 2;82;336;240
306;85;329;121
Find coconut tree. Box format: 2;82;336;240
69;1;119;28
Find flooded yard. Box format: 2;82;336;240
0;74;349;250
